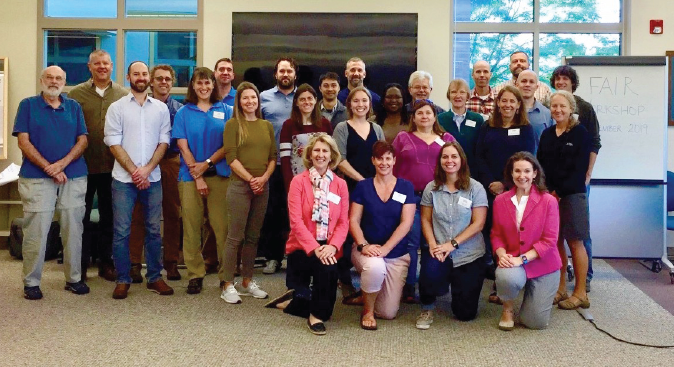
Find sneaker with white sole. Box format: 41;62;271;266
263;259;280;274
220;284;242;304
416;310;434;330
235;280;268;299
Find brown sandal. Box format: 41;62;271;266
558;295;590;310
360;313;377;331
553;291;569;305
488;292;503;305
342;291;364;306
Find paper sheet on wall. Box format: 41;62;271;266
0;163;19;186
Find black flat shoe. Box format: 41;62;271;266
307;319;326;335
264;289;294;308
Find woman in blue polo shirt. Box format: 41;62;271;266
172;67;232;295
416;141;488;329
349;141;416;330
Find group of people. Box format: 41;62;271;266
14;48;600;336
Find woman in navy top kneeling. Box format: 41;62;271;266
416;141;488;329
349;141;416;330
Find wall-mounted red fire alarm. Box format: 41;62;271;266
651;19;663;34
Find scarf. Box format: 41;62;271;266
309;167;333;241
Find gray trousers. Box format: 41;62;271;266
495;267;559;330
18;177;87;287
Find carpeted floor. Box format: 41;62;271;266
1;250;673;367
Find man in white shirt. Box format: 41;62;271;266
104;61;173;299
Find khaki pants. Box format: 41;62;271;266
179;176;229;281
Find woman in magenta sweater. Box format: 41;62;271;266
491;152;561;331
391;99;455;302
267;133;349;336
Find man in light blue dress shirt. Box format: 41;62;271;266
104;61;173;299
258;57;297;274
516;69;552;153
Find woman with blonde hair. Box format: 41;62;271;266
537;90;592;310
267;133;349;335
220;82;276;304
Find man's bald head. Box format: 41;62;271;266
40;65;66;97
472;60;492;89
515;69;538;99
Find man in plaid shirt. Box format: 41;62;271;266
466;60;497;121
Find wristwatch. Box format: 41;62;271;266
357;243;369;252
520;255;529;265
206;158;214;168
450;239;459;249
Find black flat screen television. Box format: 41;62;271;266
232;12;418;104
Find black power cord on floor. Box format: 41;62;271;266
577;309;674;348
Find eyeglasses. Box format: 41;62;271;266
411;86;431;92
154;76;173;82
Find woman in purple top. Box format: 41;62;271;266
392;100;455;302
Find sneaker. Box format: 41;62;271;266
221;284;242;304
146;279;174;295
24;286;43;300
416;310;434;330
236;280;268;299
65;281;90;295
187;278;203;295
263;260;280;274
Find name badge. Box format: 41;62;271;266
327;192;341;204
392;191;407;204
213;111;225;119
434;137;445;146
465;120;476;127
458;196;472;208
508;128;520;136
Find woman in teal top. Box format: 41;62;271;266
173;67;232;295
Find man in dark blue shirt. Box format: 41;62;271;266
214;57;236;107
337;57;381;106
14;66;90;300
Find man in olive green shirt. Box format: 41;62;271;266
68;49;127;282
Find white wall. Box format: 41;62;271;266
0;0;37;170
628;1;674;172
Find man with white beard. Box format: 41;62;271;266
13;65;90;300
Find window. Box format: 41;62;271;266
126;0;197;18
45;30;117;85
39;0;202;93
453;0;624;89
125;31;197;87
44;0;117;18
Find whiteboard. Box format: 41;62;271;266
567;57;667;181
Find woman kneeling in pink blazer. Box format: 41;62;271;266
491;152;561;331
266;134;349;336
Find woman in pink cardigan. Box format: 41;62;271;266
491;152;561;331
265;133;349;336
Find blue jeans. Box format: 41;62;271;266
584;184;593;281
111;179;163;284
405;195;424;286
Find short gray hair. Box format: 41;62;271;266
89;49;111;63
408;70;433;88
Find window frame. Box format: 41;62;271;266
37;0;203;95
451;0;629;77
